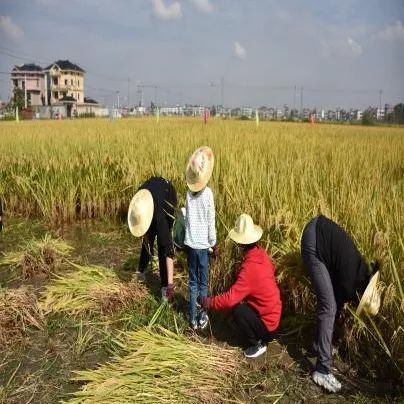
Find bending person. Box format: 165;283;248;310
200;213;282;358
128;176;177;302
301;215;381;393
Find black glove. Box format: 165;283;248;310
211;244;219;260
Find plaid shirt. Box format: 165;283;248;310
184;186;216;249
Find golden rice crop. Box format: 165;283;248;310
0;234;73;279
67;326;240;403
40;262;147;317
0;286;44;345
0;118;402;381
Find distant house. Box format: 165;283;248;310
45;60;85;106
76;96;109;117
10;63;46;106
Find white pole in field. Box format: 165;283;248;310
24;74;27;108
16;106;19;122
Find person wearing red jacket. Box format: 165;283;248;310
200;213;282;358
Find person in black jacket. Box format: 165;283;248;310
301;215;380;393
128;177;177;302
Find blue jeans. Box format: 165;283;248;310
187;248;209;322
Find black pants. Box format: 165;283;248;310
233;303;277;348
138;230;168;287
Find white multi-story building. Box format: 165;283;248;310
376;108;385;120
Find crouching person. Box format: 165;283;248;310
200;213;282;358
301;215;381;393
128;176;177;302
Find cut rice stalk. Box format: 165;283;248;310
67;326;240;403
0;286;44;345
40;263;147;317
0;234;73;279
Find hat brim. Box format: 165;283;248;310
228;225;263;245
185;147;214;192
127;189;154;237
357;271;380;315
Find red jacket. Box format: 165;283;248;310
210;245;282;332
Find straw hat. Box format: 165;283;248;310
186;146;214;192
127;189;154;237
356;271;381;316
228;214;263;245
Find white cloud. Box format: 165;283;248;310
234;41;246;59
376;20;404;41
347;36;362;56
0;15;24;41
190;0;213;14
153;0;182;20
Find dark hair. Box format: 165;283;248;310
241;242;258;251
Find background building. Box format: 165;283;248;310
10;63;46;107
45;60;85;106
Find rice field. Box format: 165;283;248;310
0;117;403;402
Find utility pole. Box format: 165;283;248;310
300;86;303;118
293;85;296;113
220;76;224;107
127;77;130;108
24;74;27;109
379;89;382;111
116;91;120;109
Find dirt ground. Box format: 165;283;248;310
0;218;401;403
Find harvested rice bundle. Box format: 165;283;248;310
1;234;73;279
40;263;147;317
68;326;240;403
0;286;44;345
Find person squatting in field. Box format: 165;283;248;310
301;215;381;393
200;213;282;359
184;146;218;331
128;176;177;302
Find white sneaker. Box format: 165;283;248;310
136;271;146;282
198;312;209;330
312;371;342;393
161;287;168;302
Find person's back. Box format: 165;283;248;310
243;246;282;331
315;215;369;304
210;244;281;332
184;186;216;249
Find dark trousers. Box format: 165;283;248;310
138;230;168;287
233;303;277;348
301;216;336;374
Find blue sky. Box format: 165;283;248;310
0;0;403;109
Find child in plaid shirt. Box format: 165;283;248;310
184;146;217;329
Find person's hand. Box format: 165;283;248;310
211;244;219;260
198;296;211;310
166;283;175;301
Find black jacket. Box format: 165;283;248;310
315;215;370;307
139;177;177;257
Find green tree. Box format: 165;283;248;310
393;103;404;124
12;87;25;110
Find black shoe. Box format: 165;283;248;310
243;342;267;358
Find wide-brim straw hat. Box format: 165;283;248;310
356;271;381;316
127;189;154;237
186;146;214;192
228;213;263;245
